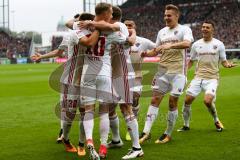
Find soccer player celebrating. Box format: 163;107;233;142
80;6;144;159
56;12;89;144
177;21;237;132
107;7;144;159
123;20;156;141
31;13;99;157
140;4;193;144
79;3;133;159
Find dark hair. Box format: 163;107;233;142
79;13;95;21
112;6;122;21
95;2;112;15
165;4;180;15
74;14;80;19
203;20;215;29
124;20;136;29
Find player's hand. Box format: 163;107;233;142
78;20;92;29
31;53;42;61
128;28;136;35
227;62;238;68
141;51;147;57
157;43;172;52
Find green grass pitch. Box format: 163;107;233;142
0;62;240;160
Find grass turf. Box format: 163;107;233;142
0;63;240;160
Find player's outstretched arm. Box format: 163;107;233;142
169;40;191;49
221;60;238;68
65;19;76;29
141;48;158;57
79;30;100;47
79;20;120;31
65;14;80;29
158;40;191;52
30;49;64;61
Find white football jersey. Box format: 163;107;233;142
156;24;194;75
190;38;226;79
58;29;91;86
81;22;127;77
111;22;135;104
130;36;155;78
111;22;135;78
72;21;80;30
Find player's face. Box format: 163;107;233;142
103;7;113;22
124;22;135;29
201;23;214;39
164;10;178;28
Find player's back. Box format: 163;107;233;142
110;22;134;78
60;29;91;86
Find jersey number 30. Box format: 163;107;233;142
86;36;105;57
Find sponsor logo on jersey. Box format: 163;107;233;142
178;88;182;92
135;43;140;47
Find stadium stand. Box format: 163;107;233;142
51;36;63;51
0;0;239;62
0;30;31;59
121;0;240;49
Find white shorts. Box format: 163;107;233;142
60;83;81;121
151;73;186;97
112;75;134;104
60;83;81;107
132;77;143;95
80;74;112;105
186;78;218;97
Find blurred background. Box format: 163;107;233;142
0;0;239;64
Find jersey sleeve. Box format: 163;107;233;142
107;31;127;44
190;43;198;61
183;26;194;42
155;31;161;47
58;34;70;51
71;30;90;45
146;39;156;50
117;22;129;37
72;22;79;30
219;42;227;61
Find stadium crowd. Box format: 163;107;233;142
0;31;32;58
121;1;240;48
51;36;63;51
1;1;239;61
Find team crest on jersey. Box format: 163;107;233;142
174;31;178;35
135;43;140;47
213;45;217;50
76;31;82;35
178;88;182;92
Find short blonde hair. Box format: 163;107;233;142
165;4;180;15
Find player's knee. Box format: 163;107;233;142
204;98;212;107
61;111;76;122
169;96;178;109
120;104;133;116
151;96;161;106
185;95;194;105
109;113;118;120
109;103;117;116
133;97;139;108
